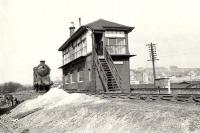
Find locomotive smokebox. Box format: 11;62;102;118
37;60;50;77
33;60;52;92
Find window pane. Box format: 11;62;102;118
109;38;116;45
78;68;84;82
117;38;125;45
88;69;91;81
71;71;76;83
79;71;84;81
65;74;70;84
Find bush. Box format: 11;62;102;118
0;82;23;93
17;85;33;92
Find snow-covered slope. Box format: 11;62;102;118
7;87;200;133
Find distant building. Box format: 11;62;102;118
130;70;150;84
130;66;200;84
58;19;135;93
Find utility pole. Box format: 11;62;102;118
147;43;159;88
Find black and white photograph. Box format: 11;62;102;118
1;0;200;132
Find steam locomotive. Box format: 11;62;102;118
33;61;53;92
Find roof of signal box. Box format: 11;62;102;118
58;19;134;51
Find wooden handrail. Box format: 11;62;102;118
104;47;122;91
93;48;109;92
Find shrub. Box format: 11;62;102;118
0;82;23;93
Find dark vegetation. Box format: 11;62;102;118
0;82;33;94
0;82;35;116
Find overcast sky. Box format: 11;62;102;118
1;0;200;84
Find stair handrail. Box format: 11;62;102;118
93;48;109;92
104;47;122;90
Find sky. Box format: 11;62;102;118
0;0;200;84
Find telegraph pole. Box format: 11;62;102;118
147;43;159;88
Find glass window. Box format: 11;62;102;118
108;38;125;45
70;71;76;83
106;38;126;54
65;74;70;84
78;68;84;82
70;73;73;83
88;69;91;81
108;38;116;45
63;34;87;65
117;38;125;45
72;71;76;83
105;31;125;37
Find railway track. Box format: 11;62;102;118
85;92;200;104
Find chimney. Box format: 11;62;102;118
79;18;81;27
69;22;75;36
40;60;45;65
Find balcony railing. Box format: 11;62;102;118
106;45;128;55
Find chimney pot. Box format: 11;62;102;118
79;18;81;27
69;22;75;36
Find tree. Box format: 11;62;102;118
0;82;23;93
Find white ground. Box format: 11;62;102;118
1;87;200;133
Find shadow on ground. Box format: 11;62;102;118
0;104;19;116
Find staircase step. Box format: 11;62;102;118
107;80;116;82
108;81;115;83
108;89;119;91
108;85;118;87
107;77;114;79
107;79;116;81
108;82;117;84
107;78;115;80
106;75;113;77
106;72;112;74
108;86;118;88
108;83;116;85
98;56;121;92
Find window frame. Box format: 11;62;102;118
70;71;76;83
107;37;126;46
106;37;127;54
77;68;84;82
64;73;70;84
63;36;87;65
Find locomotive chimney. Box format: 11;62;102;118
69;22;75;36
40;60;45;64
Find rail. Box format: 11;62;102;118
104;47;122;91
88;93;200;104
64;89;200;104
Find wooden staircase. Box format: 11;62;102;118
99;58;120;92
93;47;122;92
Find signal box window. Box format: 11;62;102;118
65;74;70;84
78;68;84;82
70;71;76;83
107;38;126;54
